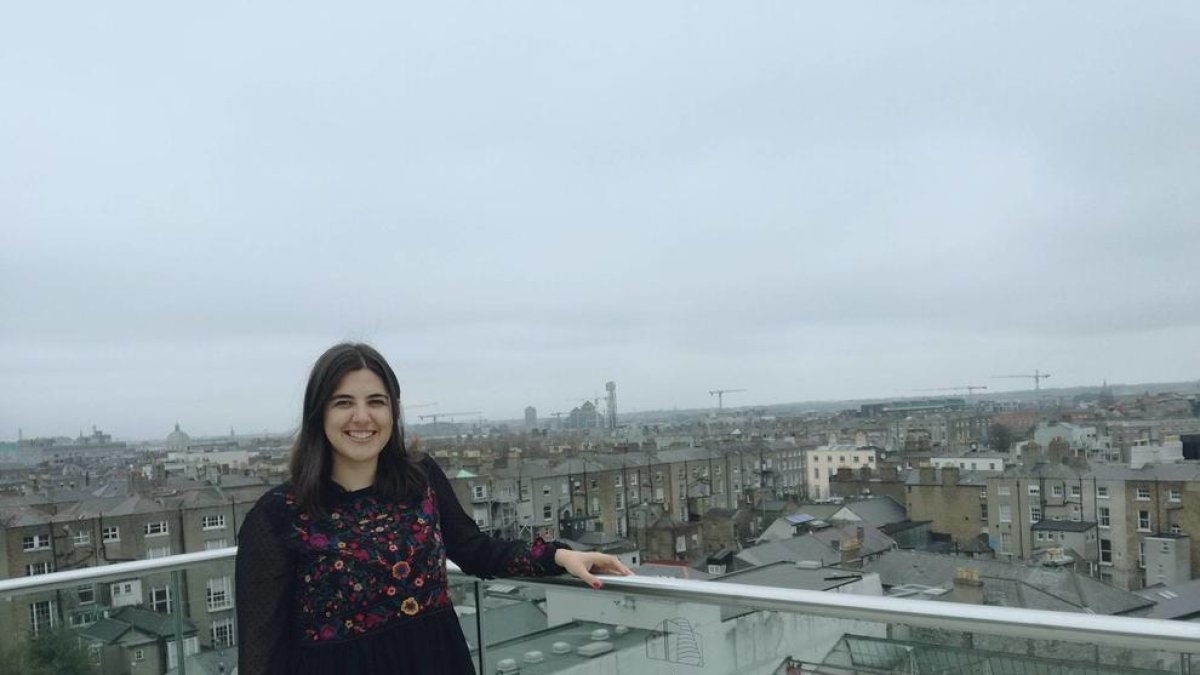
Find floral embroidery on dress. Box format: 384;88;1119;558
279;487;452;643
271;466;567;646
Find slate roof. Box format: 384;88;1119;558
807;524;896;557
716;561;868;592
833;496;907;527
633;562;712;579
1135;578;1200;620
735;536;839;568
0;504;52;526
79;618;132;644
865;550;1152;615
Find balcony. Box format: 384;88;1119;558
2;548;1200;674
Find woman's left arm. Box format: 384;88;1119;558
423;457;631;584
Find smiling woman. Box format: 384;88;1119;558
234;343;631;675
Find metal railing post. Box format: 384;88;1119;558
171;570;186;675
474;581;486;675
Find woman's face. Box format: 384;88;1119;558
323;368;394;472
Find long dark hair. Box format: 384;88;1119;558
289;342;426;516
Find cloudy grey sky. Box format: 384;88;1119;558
3;3;1199;441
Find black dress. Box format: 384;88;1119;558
235;456;567;675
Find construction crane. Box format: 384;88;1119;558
709;389;746;412
916;386;988;397
399;401;437;425
416;411;481;425
993;370;1052;392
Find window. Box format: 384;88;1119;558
471;485;486;500
1070;485;1081;498
28;600;55;636
1100;539;1113;564
144;521;169;537
147;545;172;559
134;649;145;661
614;493;624;510
150;586;172;614
77;585;95;604
1096;486;1109;499
542;504;552;521
1028;485;1040;496
1169;489;1182;502
102;526;120;543
590;479;598;490
1098;507;1110;528
1138;542;1146;569
201;514;226;530
1138;510;1151;532
206;576;233;611
1052;485;1064;497
999;504;1012;523
1000;532;1012;554
590;496;600;515
1137;487;1151;501
813;468;820;478
25;562;52;576
979;490;987;500
204;538;229;550
980;502;989;521
73;530;91;546
998;486;1011;496
22;534;50;551
1162;541;1171;553
1171;524;1183;535
1030;505;1042;523
853;455;860;463
211;617;235;648
111;580;141;607
614;474;622;487
542;485;550;496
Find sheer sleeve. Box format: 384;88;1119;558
235;496;295;675
422;456;569;579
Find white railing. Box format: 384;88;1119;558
3;547;1199;655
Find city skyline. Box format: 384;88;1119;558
3;3;1199;440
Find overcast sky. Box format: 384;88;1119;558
3;3;1199;441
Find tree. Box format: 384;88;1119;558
988;423;1014;452
20;629;93;675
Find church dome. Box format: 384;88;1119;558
166;422;191;450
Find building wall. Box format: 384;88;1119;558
906;467;987;550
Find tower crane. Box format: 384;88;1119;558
993;370;1051;392
708;389;746;412
416;411;481;426
916;386;988;397
399;401;437;425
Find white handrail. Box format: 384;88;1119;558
3;547;1198;654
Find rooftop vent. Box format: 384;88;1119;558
522;650;545;664
496;658;519;674
551;641;572;655
577;641;615;658
590;628;611;641
795;560;822;569
614;625;629;635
